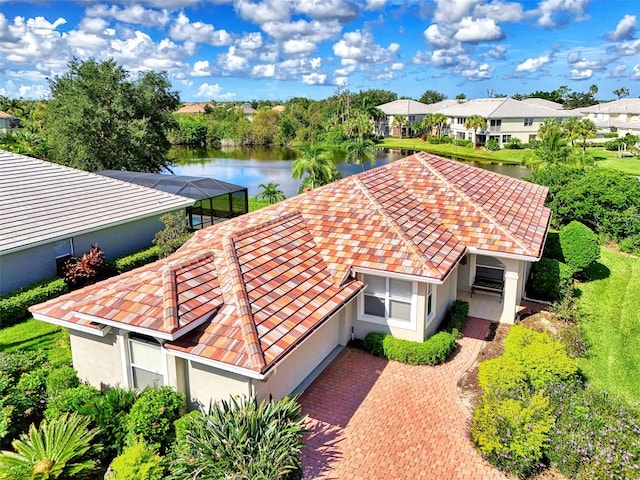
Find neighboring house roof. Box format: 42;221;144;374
0;111;16;119
98;171;246;201
175;103;212;114
272;105;286;113
377;99;432;115
577;98;640;114
30;152;550;375
520;98;564;110
439;98;581;119
0;151;194;255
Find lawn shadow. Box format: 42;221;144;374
0;330;61;352
584;261;610;281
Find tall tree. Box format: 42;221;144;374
257;182;286;204
391;114;408;138
464;115;487;146
419;90;446;104
528;119;573;169
291;143;337;191
44;58;180;172
344;137;377;170
613;87;630;100
576;119;597;155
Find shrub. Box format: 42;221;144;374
470;390;553;479
107;439;164;480
504;138;524;149
0;412;101;480
478;355;528;397
528;258;574;300
168;396;306;480
440;299;469;337
619;233;640;255
125;386;184;454
45;366;79;396
11;367;50;428
547;383;640;479
485;138;500;151
553;322;588;358
0;279;68;328
111;246;159;273
542;231;563;262
559;221;600;272
153;213;193;259
62;244;110;289
364;331;457;365
45;384;101;421
452;138;473;147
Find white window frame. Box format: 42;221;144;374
127;335;167;390
524;117;533;127
426;283;436;323
358;274;417;330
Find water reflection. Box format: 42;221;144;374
168;146;530;197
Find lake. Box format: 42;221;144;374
168;146;531;198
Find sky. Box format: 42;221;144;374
0;0;639;103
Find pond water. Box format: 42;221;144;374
168;146;531;198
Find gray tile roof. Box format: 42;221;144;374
377;99;432;115
578;98;640;114
436;98;581;119
0;151;194;255
521;98;564;110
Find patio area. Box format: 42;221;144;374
299;317;507;480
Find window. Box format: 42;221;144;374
524;117;533;126
362;274;413;324
456;117;466;125
409;115;415;123
489;119;501;132
427;284;434;320
502;134;511;143
129;336;164;389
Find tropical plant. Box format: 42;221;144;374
575;118;597;155
291;143;336;191
418;89;446;104
257;182;286;204
168;395;306;480
61;244;109;289
613;86;630;99
342;111;373;139
0;412;101;480
344;137;377;170
106;439;164;480
464;115;487;146
153;212;192;259
391;114;408;138
527;119;573;169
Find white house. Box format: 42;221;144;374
0;112;15;134
31;153;551;408
375;99;443;137
576;98;640;138
0;151;194;294
440;98;581;147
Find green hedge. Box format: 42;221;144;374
0;245;159;329
528;258;574;301
559;221;600;272
439;299;469;338
364;331;456;366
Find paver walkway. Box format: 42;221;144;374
299;317;507;480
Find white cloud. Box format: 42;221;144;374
473;1;523;22
282;38;316;55
195;82;235;100
608;64;627;78
433;0;482;24
169;12;232;46
335;75;348;87
536;0;590;28
569;68;592;79
85;4;170;27
617;39;640;56
295;0;359;22
605;14;636;42
234;0;291;24
237;32;263;50
632;64;640;78
332;29;399;67
488;45;506;59
302;71;327;85
391;62;404;71
218;45;251;72
365;0;386;9
515;55;550;73
424;24;456;49
252;63;275;77
454;16;503;43
310;57;322;69
191;60;212;77
261;19;341;44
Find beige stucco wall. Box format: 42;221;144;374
70;330;124;389
182;360;252;410
426;269;458;337
254;309;343;401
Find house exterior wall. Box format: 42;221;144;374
446;116;563;146
254;308;344;401
0;212;179;295
70;330;124;389
182;361;252;410
0;118;11;134
427;269;458;337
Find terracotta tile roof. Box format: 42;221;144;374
30;152;550;373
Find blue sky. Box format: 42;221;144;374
0;0;638;102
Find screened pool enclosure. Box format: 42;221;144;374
99;171;248;230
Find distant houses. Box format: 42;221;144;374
0;111;17;134
576;98;640;138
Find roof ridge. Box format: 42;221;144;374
160;251;218;332
221;235;266;371
231;210;301;241
414;153;532;254
353;175;440;277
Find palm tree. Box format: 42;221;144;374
576;119;597;155
561;117;580;147
257;182;286;204
0;413;101;480
431;113;448;138
391;114;408;138
291;143;336;191
345;137;377;170
464;115;487;147
527;121;573;169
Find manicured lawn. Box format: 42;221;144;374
576;247;640;402
0;317;72;367
594;156;640;175
248;196;270;211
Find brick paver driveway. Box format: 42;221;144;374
299;318;507;480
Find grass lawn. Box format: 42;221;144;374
594;156;640;175
0;318;72;367
577;247;640;402
248;196;270;211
